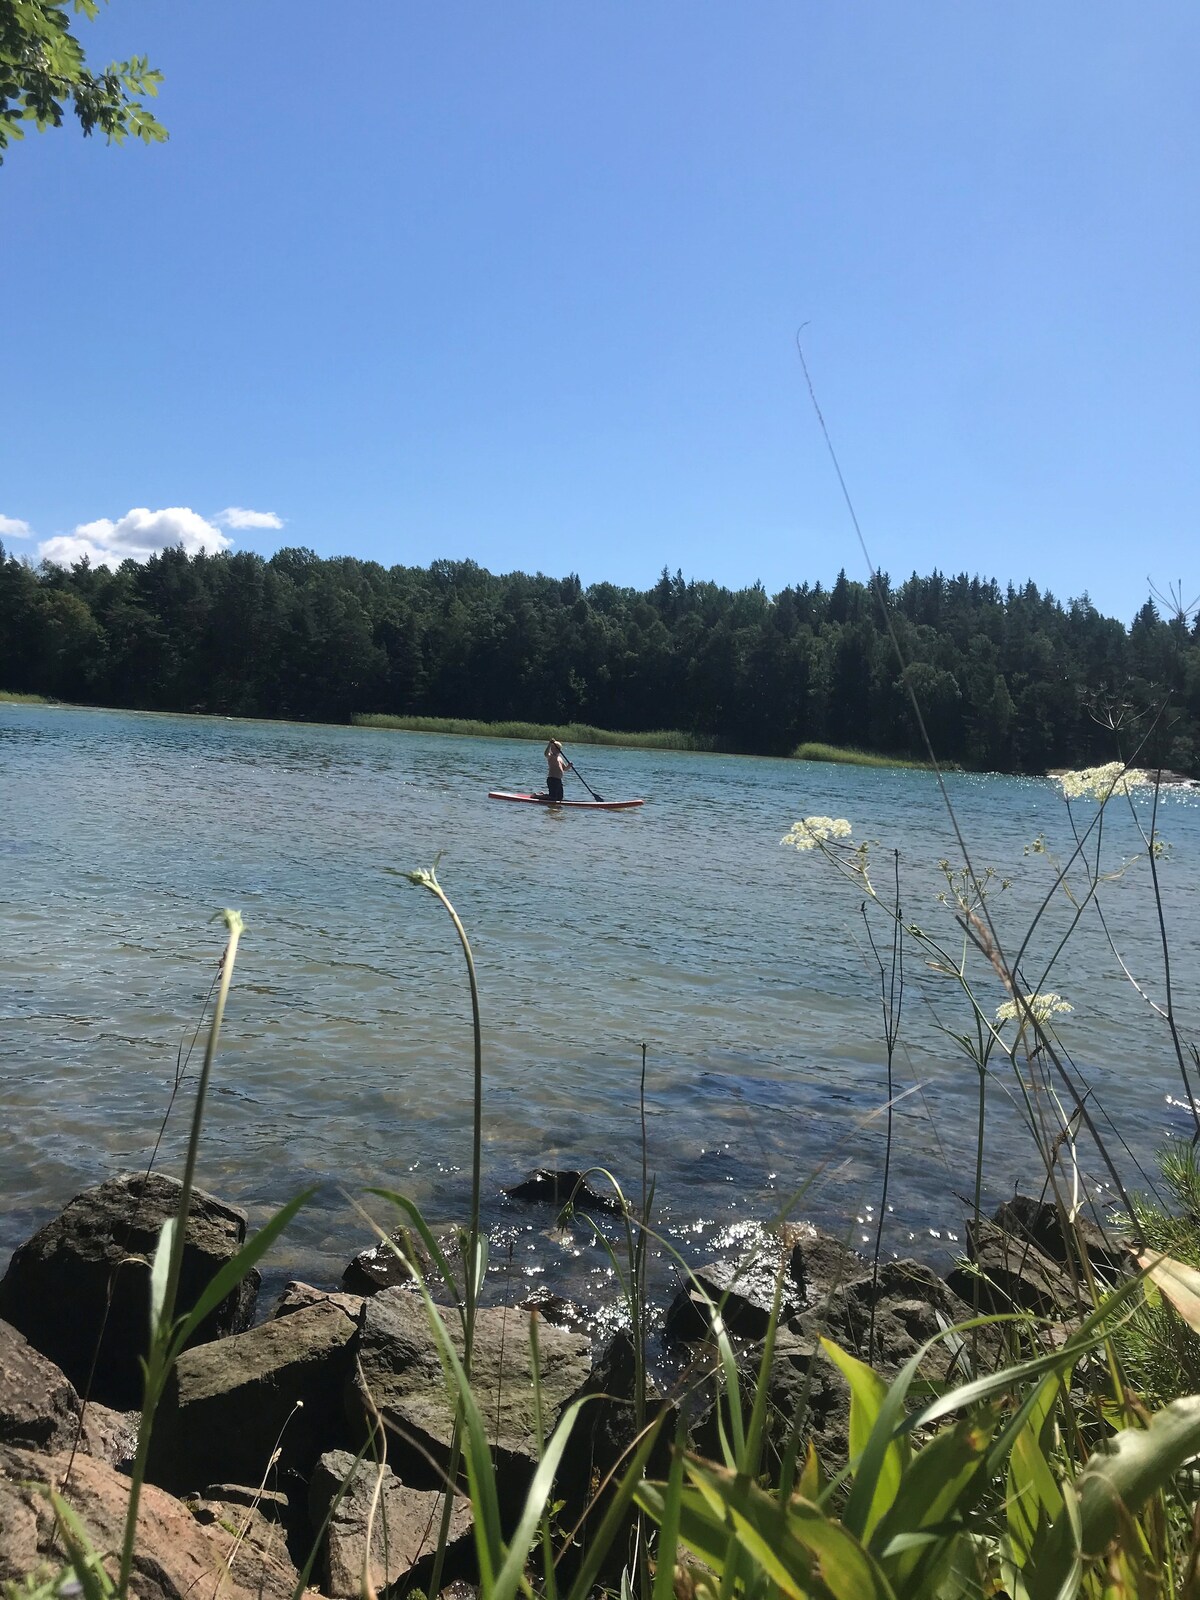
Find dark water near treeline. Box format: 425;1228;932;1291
3;704;1198;1316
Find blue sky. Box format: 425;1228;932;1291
1;2;1196;622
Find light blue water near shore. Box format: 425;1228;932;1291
2;703;1198;1308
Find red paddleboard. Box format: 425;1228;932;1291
488;791;644;811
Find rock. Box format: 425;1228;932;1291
558;1325;674;1564
0;1445;273;1600
946;1219;1085;1319
342;1226;460;1297
186;1485;304;1600
0;1172;258;1408
688;1328;848;1477
309;1449;473;1597
76;1400;140;1468
0;1317;85;1452
991;1195;1128;1278
0;1314;139;1468
813;1259;978;1376
271;1280;366;1321
664;1251;803;1346
505;1169;623;1215
350;1286;592;1506
517;1287;590;1331
148;1298;361;1495
783;1223;864;1303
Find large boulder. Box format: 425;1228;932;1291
349;1286;592;1505
0;1172;259;1408
0;1317;137;1466
946;1218;1086;1320
0;1317;84;1453
991;1195;1128;1279
309;1449;473;1597
0;1445;276;1600
147;1298;361;1495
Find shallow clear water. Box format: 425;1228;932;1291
3;704;1198;1312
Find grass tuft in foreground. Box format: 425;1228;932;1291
352;713;714;751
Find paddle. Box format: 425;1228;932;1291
565;750;604;802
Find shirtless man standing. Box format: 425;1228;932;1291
544;739;571;803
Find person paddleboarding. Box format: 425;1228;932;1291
543;738;571;803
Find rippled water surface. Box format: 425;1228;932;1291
3;704;1198;1306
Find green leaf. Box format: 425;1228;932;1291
1076;1395;1200;1556
168;1187;313;1361
821;1337;909;1540
1005;1372;1064;1569
45;1490;116;1600
871;1416;991;1595
682;1457;898;1600
652;1421;689;1600
149;1216;174;1345
1138;1250;1200;1333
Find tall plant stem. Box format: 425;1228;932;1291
117;909;243;1597
404;864;483;1347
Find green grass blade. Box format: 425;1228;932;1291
491;1396;593;1600
565;1411;667;1600
652;1418;689;1600
368;1187;465;1321
820;1338;908;1541
46;1491;116;1600
683;1456;899;1600
149;1217;174;1344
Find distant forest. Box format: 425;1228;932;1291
2;540;1197;774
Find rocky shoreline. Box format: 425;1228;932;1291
0;1169;1127;1599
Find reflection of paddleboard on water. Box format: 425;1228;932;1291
487;791;645;811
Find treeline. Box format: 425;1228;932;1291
1;541;1196;773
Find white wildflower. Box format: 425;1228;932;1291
995;992;1074;1026
1057;763;1150;801
781;816;853;851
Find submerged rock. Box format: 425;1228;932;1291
505;1168;623;1215
0;1172;258;1409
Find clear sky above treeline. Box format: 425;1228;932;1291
1;2;1196;625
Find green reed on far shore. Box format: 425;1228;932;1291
792;740;945;770
0;688;54;704
352;713;716;751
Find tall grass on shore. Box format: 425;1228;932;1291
352;712;715;751
792;740;943;770
0;688;54;704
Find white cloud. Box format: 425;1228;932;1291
0;514;32;539
37;506;233;570
214;506;284;530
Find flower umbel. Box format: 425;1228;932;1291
782;816;853;851
996;992;1074;1026
1057;763;1150;801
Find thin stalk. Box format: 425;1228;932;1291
400;860;483;1356
117;909;244;1598
396;861;484;1600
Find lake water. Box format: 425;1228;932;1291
3;704;1198;1314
